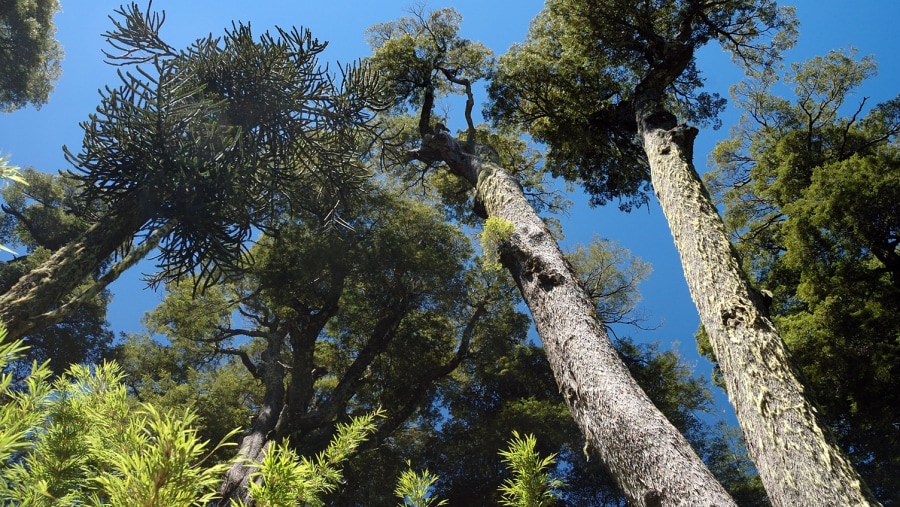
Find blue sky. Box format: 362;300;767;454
2;1;899;424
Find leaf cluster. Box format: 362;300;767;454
0;332;235;506
240;409;383;507
566;236;653;330
365;6;493;115
395;463;447;507
1;322;388;507
486;0;796;209
0;0;63;112
498;431;564;507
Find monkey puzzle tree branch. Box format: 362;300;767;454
0;197;152;339
29;219;176;332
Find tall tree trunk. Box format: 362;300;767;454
409;133;736;507
635;100;880;506
0;199;149;339
218;332;287;506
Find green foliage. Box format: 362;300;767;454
0;169;114;375
121;185;527;504
0;0;63;111
90;403;236;507
567;236;652;327
487;7;651;210
486;0;796;210
707;49;900;503
2;321;392;506
0;323;53;472
0;334;236;505
59;2;384;289
395;463;447;507
0;168;89;252
497;431;563;507
481;216;515;271
366;6;493;113
0;153;26;186
112;332;257;461
241;409;383;507
365;7;565;227
0;152;26;256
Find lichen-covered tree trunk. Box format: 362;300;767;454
0;200;149;339
410;132;736;506
637;109;879;506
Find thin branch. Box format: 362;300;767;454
354;299;488;453
220;347;260;379
438;67;476;145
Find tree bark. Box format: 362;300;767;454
0;199;150;339
218;328;288;506
635;101;880;506
409;132;736;506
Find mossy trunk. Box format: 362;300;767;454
410;132;736;506
0;200;148;339
637;107;879;506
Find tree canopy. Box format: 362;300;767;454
487;0;794;210
0;2;387;339
0;0;63;112
1;1;897;505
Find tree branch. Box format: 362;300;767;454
220;347;260;379
286;303;409;438
438;67;476;145
26;219;175;332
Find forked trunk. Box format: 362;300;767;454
410;133;736;506
637;105;880;506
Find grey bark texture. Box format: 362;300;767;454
409;132;737;507
636;104;880;506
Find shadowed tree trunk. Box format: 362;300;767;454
407;129;737;506
218;328;288;506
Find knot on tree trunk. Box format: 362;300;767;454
523;256;565;290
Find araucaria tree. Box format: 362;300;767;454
0;169;114;376
367;7;736;506
0;3;385;340
487;0;878;505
